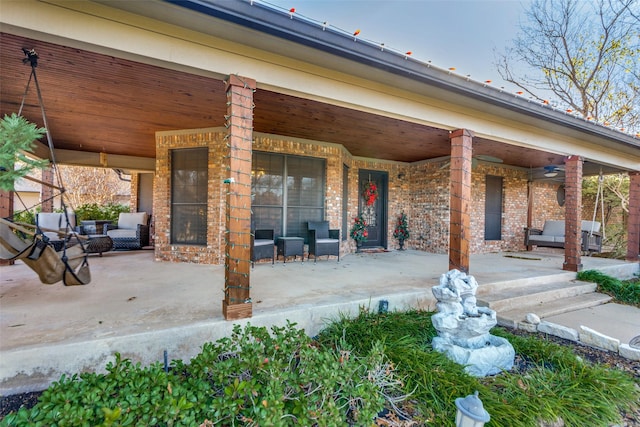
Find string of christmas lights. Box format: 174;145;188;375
223;82;255;304
251;0;639;138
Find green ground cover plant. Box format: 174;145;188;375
2;311;638;426
316;309;639;426
0;322;402;426
577;270;640;306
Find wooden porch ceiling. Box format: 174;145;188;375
0;33;569;169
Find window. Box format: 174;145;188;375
342;164;349;240
484;175;503;241
252;152;325;241
171;148;208;245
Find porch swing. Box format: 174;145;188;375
0;48;91;286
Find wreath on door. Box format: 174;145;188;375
363;181;378;206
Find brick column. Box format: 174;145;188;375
0;188;14;266
627;171;640;261
222;75;256;320
563;156;583;272
41;167;54;212
449;129;473;273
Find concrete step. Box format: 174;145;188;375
476;272;579;296
496;292;612;329
477;280;597;312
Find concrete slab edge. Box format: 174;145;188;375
517;319;636;361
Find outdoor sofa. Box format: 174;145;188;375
524;220;602;253
105;212;150;250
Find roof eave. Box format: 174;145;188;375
165;0;639;150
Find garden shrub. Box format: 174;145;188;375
74;203;129;223
1;322;401;426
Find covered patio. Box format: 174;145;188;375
1;0;639;395
1;249;637;394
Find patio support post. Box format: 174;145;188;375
41;167;54;213
563;156;583;272
626;171;640;261
448;129;473;274
0;188;14;266
222;74;256;320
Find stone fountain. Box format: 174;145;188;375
431;269;515;377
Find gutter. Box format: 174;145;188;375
167;0;639;150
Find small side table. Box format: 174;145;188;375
276;237;304;263
85;235;113;256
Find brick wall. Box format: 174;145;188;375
129;173;139;213
154;128;553;264
469;164;529;253
530;181;565;228
405;160;450;253
155;128;226;264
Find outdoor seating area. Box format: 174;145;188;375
250;221;342;265
105;212;150;250
525;220;603;253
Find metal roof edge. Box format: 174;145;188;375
167;0;639;150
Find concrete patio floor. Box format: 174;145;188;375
1;248;638;394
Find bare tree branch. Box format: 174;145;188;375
495;0;640;130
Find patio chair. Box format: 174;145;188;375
105;212;149;250
307;221;340;262
251;229;275;267
36;212;77;251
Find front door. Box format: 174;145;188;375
358;170;387;248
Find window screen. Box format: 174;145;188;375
171;148;208;245
252;152;325;241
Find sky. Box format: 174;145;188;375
262;0;534;91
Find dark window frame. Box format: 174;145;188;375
252;151;325;241
170;147;208;245
484;174;503;241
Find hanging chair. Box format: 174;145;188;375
1;48;91;285
0;218;90;285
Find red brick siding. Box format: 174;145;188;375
155;129;226;264
154;129;550;264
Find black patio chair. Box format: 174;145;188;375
307;221;340;262
251;229;275;267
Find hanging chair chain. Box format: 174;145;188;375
18;48;85;254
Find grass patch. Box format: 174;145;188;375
577;270;640;306
317;309;639;426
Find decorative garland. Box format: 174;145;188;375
363;181;378;206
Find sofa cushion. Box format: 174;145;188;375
37;213;62;230
254;239;274;247
107;229;138;239
317;238;339;243
118;212;148;230
581;221;600;233
532;235;556;243
37;212;76;232
542;220;565;236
